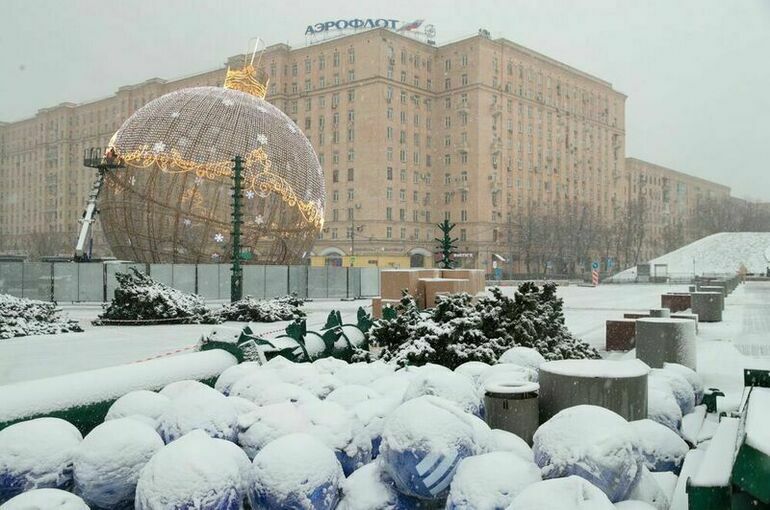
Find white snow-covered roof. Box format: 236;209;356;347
540;359;650;378
608;232;770;281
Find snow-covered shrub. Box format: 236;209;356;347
217;294;305;322
402;370;483;416
105;390;170;424
453;361;492;389
370;284;599;369
630;419;689;473
532;405;642;503
507;476;615;510
647;387;683;433
649;369;695;415
248;433;344;510
73;418;163;509
0;294;82;340
0;489;89;510
498;346;547;373
379;396;487;501
214;362;264;396
663;363;704;405
0;418;82;503
135;430;250;510
445;451;541;509
94;268;219;325
156;385;238;443
233;381;320;407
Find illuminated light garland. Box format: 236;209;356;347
119;146;324;229
223;64;269;99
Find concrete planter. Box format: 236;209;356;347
635;318;697;370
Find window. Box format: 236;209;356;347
386;227;392;239
318;116;325;130
399;189;406;201
400;227;406;239
387;66;393;79
347;168;354;181
461;210;468;221
332;209;339;221
348;89;355;102
347;110;355;122
461;74;468;86
445;116;451;128
333;51;340;66
333;151;339;164
387;147;393;161
445;59;451;71
460;228;467;241
348;69;355;81
347;189;354;200
400;169;407;181
413;190;419;202
386;188;393;199
386;167;393;180
319;95;326;107
400;111;406;123
461;153;468;164
305;98;312;110
333;112;339;125
332;190;339;201
332;228;338;239
386;207;392;220
461;54;468;67
444;173;451;184
387;107;393;120
400;91;407;103
399;208;405;220
461;190;468;202
400;149;406;162
291;63;297;76
401;71;406;82
386;126;393;140
444;154;451;165
347;149;354;161
445;78;451;90
305;59;311;73
305;117;311;130
347;128;354;142
319;55;325;70
348;47;355;64
332;130;339;144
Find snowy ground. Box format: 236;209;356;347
1;283;769;412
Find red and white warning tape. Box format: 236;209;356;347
131;345;197;364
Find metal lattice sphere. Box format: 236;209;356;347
99;84;324;264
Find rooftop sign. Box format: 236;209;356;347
305;18;436;44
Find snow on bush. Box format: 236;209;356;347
335;361;396;386
663;363;704;405
507;476;615;510
0;488;89;510
0;418;82;504
649;369;695;415
156;384;238;443
217;294;305;322
532;405;642;503
72;418;163;509
630;419;689;474
0;294;82;340
379;396;489;501
445;451;541;509
498;346;547;373
370;284;599;370
94;268;219;325
402;370;483;417
249;433;344;510
135;430;250;510
105;390;170;425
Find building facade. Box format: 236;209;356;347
3;28;630;270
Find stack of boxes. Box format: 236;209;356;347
372;268;486;318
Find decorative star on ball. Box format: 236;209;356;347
182;218;192;227
257;133;268;145
128;176;136;186
211;253;220;259
151;141;166;153
245;190;255;200
255;215;265;225
214;233;225;243
194;176;203;185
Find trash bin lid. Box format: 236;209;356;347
484;380;539;399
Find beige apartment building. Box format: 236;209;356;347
625;157;731;262
1;27;629;271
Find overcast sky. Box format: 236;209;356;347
1;0;768;200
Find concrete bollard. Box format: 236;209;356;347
662;293;691;313
606;319;636;351
484;380;540;445
649;307;671;318
671;312;699;333
691;292;723;322
635;318;697;370
538;359;649;423
699;286;725;310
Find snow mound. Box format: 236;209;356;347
608;232;770;280
498;347;547;373
454;361;493;389
326;385;381;409
625;466;669;510
238;402;312;459
402;371;483;416
0;489;89;510
379;396;488;500
73;418;163;509
135;430;250;510
313;356;349;375
0;294;82;340
663;363;704;405
532;405;642;502
214;362;263;395
302;400;372;476
445;451;541;509
630;419;689;473
614;501;657;510
0;418;82;503
156;385;238;443
351;396;403;459
275;363;341;398
249;433;344;510
337;462;399;510
336;361;395;386
480;363;538;389
368;372;415;401
507;476;615;510
233;381;320;407
649;369;695;415
489;429;533;461
105;390;170;424
157;379;212;399
648;387;683;433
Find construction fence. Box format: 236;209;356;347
0;262;381;303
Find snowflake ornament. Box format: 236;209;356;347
214;233;225;243
182;218;192;227
245;190;255;200
255;215;265;225
211;253;221;260
151;141;166;153
170;111;180;119
128;176;136;186
194;176;203;185
257;134;268;145
222;98;234;107
256;106;268;113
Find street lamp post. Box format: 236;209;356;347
230;155;244;303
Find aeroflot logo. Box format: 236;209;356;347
305;18;424;35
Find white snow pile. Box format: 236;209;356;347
445;451;542;509
608;232;770;280
104;390;171;424
156;382;239;443
134;430;250;510
630;419;689;474
0;294;82;340
218;294;305;322
249;433;344;510
507;476;615;510
0;489;89;510
402;370;483;417
72;418;163;509
0;418;83;504
532;405;642;503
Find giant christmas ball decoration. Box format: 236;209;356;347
100;64;324;264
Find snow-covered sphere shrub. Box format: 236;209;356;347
234;381;320;407
649;369;695;415
248;433;344;510
488;429;533;461
135;430;250;510
337;461;437;510
157;379;212;399
72;418;163;509
625;466;669;510
445;451;541;509
402;371;483;417
507;476;615;510
303;400;372;476
532;405;642;502
647;387;683;433
368;372;416;401
237;402;312;459
663;363;704;405
0;488;89;510
630;419;689;473
453;361;492;390
498;347;546;374
336;361;395;386
312;356;349;375
351;397;403;459
227;396;259;417
105;390;170;424
379;396;486;501
277;364;341;398
0;418;82;503
156;385;238;443
326;385;381;410
214;362;263;395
